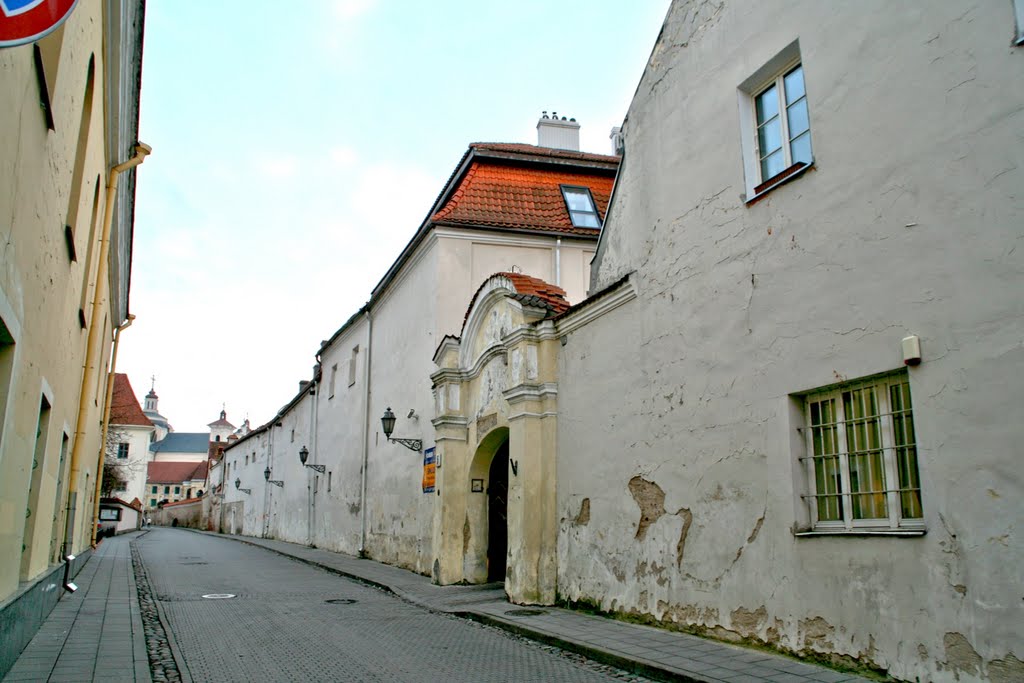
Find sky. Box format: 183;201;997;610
118;0;670;433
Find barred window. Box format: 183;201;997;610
801;372;922;532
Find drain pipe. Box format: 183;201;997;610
90;313;135;546
310;355;321;547
68;142;151;552
555;237;562;286
358;308;373;557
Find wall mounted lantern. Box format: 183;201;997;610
381;407;422;452
299;445;325;473
263;466;284;488
234;478;251;495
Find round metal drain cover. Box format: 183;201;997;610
201;593;236;599
506;609;547;617
325;598;358;605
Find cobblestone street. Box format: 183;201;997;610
133;529;652;682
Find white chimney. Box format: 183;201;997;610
537;111;580;151
609;126;624;155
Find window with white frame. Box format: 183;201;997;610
737;41;814;200
799;372;923;532
754;64;812;185
117;442;129;459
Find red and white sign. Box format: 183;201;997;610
0;0;79;48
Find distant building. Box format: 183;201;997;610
142;382;171;440
145;461;209;509
208;409;235;444
107;374;155;505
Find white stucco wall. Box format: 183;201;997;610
111;423;155;505
560;2;1023;682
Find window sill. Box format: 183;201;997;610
794;528;926;538
746;160;813;206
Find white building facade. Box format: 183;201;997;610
554;2;1023;682
221;137;618;575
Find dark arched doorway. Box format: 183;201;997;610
487;440;509;582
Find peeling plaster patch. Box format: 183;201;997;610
943;632;982;678
918;644;929;660
463;515;471;553
953;584;967;596
987;488;1000;498
347;502;360;515
675;507;692;566
573;498;591;526
730;605;767;636
799;616;836;650
989;654;1024;683
628;476;666;540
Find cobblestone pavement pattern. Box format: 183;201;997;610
2;533;149;682
134;529;655;682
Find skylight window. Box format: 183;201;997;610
560;186;601;228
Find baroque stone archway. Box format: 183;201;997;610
430;273;567;605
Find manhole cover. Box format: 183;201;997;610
505;609;547;617
324;598;358;605
201;594;236;599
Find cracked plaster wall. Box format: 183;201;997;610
564;2;1023;682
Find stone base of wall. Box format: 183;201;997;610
0;550;92;679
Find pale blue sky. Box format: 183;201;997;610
120;0;670;432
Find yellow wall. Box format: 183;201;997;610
0;3;120;601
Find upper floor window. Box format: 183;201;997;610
754;64;811;185
738;41;814;201
560;186;601;228
117;442;129;459
797;372;922;534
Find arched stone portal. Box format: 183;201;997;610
430;273;567;605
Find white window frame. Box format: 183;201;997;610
796;371;924;535
117;442;129;459
737;41;814;201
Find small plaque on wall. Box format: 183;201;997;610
471;479;484;493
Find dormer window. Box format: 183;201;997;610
560;186;601;228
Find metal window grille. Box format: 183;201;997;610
801;373;922;531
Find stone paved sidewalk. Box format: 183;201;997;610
2;533;149;683
203;530;873;683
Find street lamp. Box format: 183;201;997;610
234;478;251;495
381;407;422;452
264;466;284;488
299;445;325;473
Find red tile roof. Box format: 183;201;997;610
147;460;209;484
431;159;614;235
163;496;204;508
458;272;570;339
109;374;153;427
